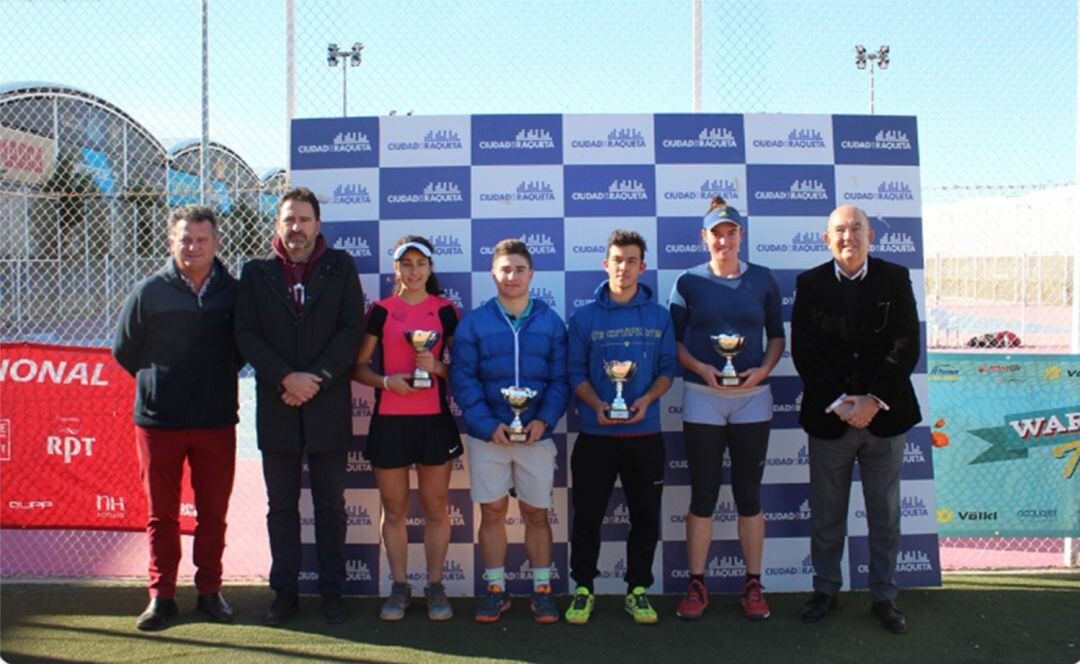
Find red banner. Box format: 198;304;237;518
1;343;194;533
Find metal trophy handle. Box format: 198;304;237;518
500;386;539;443
710;333;746;387
603;360;638;420
404;329;441;389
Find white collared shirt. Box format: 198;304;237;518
833;259;869;282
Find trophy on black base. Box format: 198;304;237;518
710;333;746;387
500;386;539;443
404;329;441;388
603;360;638;420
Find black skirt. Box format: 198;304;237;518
364;412;463;469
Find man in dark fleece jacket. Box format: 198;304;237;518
112;206;241;632
563;230;676;626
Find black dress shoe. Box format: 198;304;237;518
871;600;908;634
136;598;178;631
196;592;235;623
801;592;838;623
263;591;299;626
323;594;347;624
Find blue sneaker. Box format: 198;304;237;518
530;584;559;624
474;585;510;623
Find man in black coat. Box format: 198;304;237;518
112;206;241;631
235;187;365;626
790;204;920;635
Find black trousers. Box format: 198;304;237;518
261;447;348;596
570;432;665;591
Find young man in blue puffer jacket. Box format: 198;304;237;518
450;238;569;624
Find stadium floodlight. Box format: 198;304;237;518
854;44;891;114
327;41;364;116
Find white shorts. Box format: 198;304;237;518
683;382;773;425
466;436;556;509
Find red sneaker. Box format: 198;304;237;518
676;578;708;620
741;578;771;620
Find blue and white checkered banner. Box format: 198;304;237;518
290;112;939;596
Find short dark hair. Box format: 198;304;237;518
169;205;218;232
491;238;532;269
277;187;321;221
607;229;647;259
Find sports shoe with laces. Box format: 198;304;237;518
474;585;511;623
676;578;709;620
530;584;559;624
564;587;595;625
741;578;771;620
425;581;453;622
624;586;659;625
379;581;411;621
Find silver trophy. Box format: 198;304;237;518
500;386;539;443
603;360;638;420
710;333;746;387
404;329;441;388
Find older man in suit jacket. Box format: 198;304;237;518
790;204;920;635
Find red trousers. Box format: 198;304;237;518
135;425;236;598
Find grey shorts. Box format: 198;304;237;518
465;436;556;509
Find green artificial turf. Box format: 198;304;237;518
1;573;1078;663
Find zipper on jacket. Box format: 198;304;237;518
499;309;522;387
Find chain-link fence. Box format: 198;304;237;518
2;1;1077;577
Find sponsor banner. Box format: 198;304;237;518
869;216;923;268
745;113;834;165
291;117;379;170
471;114;563;165
762;428;810;484
565;270;659;318
747;164;836;217
662;485;738;542
664;430;690;485
379;166;471;220
470;270;566;320
320;220;379;274
747;216;832;269
299;488;380;544
832;115;919;166
848;533;941;589
471;165;563;219
773;269;800;321
561;217;658;272
0;126;56;185
655;164;747;217
564;165;656;218
929;353;1079;535
378;218;471;273
436;272;473;316
563;114;654;165
760;483;813;537
379;543;474;597
592;540;665;595
662;540;748;594
300;543;380;596
847;479;937;537
760;537;817;592
359;273;379;314
350;382;375;449
471;217;564;272
769;376;804;430
344;448;377;489
403;488;473;544
477;542;569;595
773;322;796;377
654;113;745;164
290;168;379;222
834;165;922;219
379;115;471;167
0;343;198;533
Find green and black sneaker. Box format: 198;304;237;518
565;587;595;625
625;586;659;625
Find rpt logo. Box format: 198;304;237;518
47;417;94;464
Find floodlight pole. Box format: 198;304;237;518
855;45;889;114
328;42;364;117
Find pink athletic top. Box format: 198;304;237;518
366;294;459;416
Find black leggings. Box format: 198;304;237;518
684;421;770;518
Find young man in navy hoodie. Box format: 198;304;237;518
563;230;677;625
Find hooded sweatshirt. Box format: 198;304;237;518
567;281;678;436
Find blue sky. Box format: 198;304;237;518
2;0;1075;200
